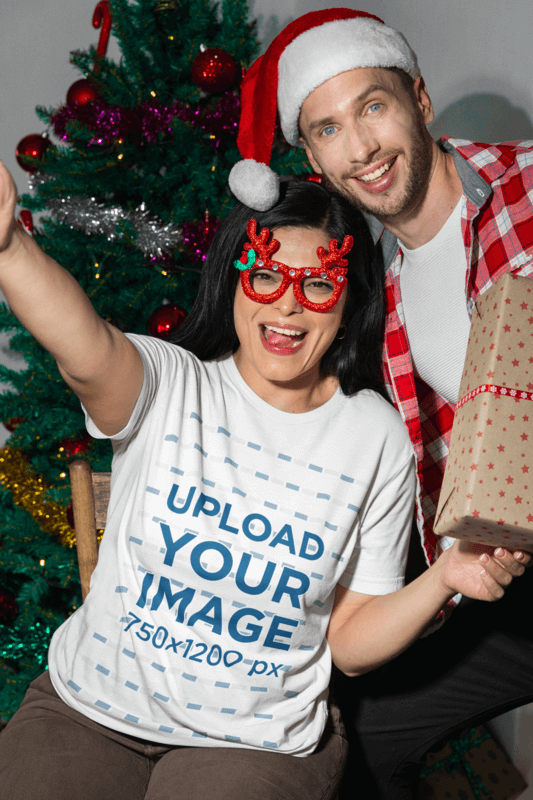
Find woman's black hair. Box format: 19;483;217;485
170;180;387;398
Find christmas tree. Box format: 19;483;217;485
0;0;311;721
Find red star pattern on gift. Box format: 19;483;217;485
436;275;533;550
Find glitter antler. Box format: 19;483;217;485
243;219;280;264
317;235;354;271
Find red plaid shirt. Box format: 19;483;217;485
380;138;533;567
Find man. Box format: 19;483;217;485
229;8;533;799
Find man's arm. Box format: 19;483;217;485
327;540;530;677
0;160;143;435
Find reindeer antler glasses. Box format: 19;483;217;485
234;220;353;313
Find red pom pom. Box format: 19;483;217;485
191;47;237;94
147;304;188;339
15;134;50;173
66;79;99;107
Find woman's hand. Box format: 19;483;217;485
0;160;18;255
438;540;531;602
327;540;531;677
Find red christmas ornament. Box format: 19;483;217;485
3;417;25;432
148;304;188;339
15;134;50;173
191;46;237;94
17;210;34;235
59;433;92;458
0;589;18;626
306;173;324;184
66;78;99;107
92;0;113;74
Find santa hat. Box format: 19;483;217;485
229;8;420;211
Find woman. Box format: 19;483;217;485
0;170;521;800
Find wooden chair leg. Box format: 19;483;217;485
69;460;98;602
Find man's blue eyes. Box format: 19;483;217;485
320;103;383;135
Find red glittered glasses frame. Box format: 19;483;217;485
234;219;353;313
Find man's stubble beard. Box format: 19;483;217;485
331;116;434;224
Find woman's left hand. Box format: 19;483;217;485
439;540;531;602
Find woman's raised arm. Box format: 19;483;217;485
0;160;143;435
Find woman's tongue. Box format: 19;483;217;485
264;327;304;348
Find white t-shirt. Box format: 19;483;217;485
399;197;471;404
49;335;415;756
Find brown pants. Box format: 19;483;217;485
0;671;347;800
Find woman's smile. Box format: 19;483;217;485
260;322;308;353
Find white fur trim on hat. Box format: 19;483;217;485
278;17;421;146
228;159;280;211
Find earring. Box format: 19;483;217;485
336;324;346;340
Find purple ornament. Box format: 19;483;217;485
50;92;240;149
182;213;219;264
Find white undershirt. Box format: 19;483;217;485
399;197;471;405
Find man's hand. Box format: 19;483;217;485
439;540;531;602
0;160;18;254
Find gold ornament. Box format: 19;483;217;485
154;0;178;12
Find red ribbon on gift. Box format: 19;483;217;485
457;383;533;410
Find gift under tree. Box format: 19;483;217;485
0;0;312;721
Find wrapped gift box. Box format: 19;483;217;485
418;724;528;800
434;273;533;550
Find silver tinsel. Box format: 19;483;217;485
27;172;182;258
